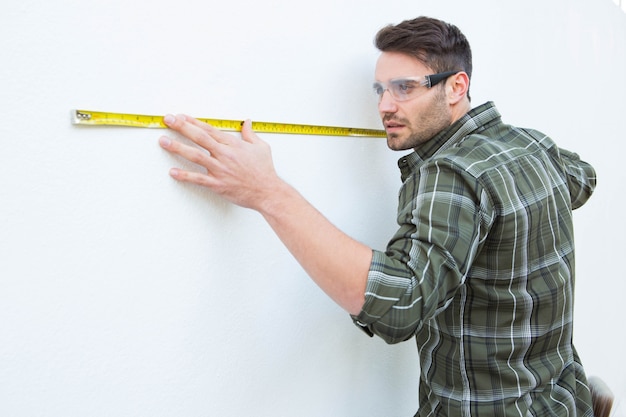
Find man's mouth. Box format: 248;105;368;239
384;120;406;132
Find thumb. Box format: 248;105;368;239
241;119;261;144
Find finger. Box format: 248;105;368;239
240;119;254;144
159;134;216;170
160;137;226;192
168;167;219;189
163;114;222;150
181;115;239;145
164;114;236;148
241;119;265;145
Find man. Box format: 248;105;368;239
158;16;597;417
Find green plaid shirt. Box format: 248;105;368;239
353;102;597;417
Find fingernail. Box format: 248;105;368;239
159;136;171;147
170;168;180;178
163;114;175;126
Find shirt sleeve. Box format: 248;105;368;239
521;128;597;209
352;159;493;344
557;147;596;209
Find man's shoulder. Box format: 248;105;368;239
432;125;549;175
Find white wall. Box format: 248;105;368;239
1;0;624;416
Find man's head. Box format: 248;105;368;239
373;16;473;150
375;16;472;89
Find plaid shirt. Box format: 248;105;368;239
353;102;597;417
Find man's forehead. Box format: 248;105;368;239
375;52;431;80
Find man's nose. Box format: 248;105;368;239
378;90;398;113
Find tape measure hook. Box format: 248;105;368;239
72;110;93;123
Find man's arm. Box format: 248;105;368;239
158;114;372;315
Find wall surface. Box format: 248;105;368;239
1;0;624;416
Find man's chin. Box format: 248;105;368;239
386;134;412;151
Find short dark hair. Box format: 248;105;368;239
375;16;472;97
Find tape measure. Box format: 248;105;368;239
72;110;387;138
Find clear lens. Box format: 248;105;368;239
373;71;459;102
373;76;428;102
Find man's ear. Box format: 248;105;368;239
448;71;470;104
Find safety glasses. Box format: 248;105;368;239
373;70;459;102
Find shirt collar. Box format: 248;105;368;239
398;101;501;181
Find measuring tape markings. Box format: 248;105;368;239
72;110;387;138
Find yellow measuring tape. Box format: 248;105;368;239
72;110;386;138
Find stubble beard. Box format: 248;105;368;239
385;91;452;151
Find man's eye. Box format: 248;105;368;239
396;82;416;92
373;84;384;95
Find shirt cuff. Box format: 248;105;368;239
349;249;393;337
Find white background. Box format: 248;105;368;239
1;0;624;416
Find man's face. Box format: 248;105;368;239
375;51;453;151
